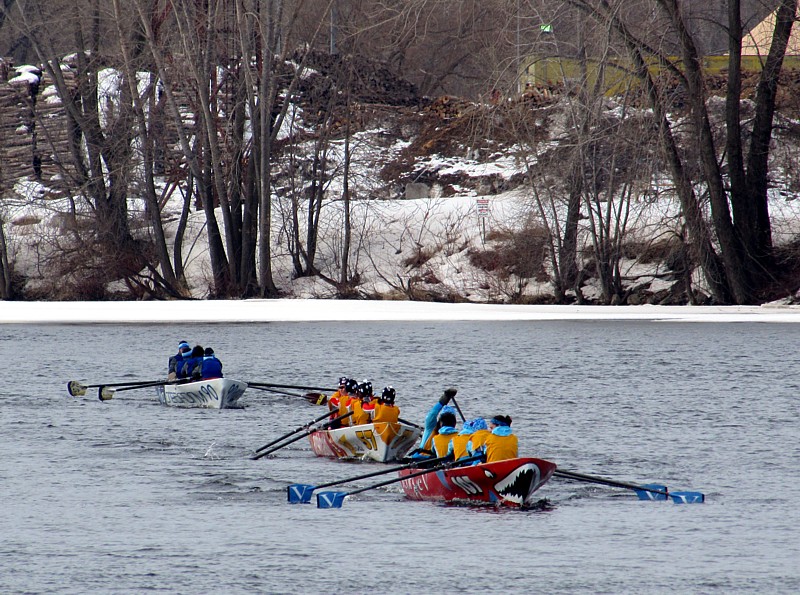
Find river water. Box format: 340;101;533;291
2;320;799;594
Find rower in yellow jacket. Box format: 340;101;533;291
373;386;401;444
431;409;458;457
337;378;359;427
350;381;375;425
466;418;490;459
484;415;518;463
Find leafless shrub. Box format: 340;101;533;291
467;226;549;282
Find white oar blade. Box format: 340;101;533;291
98;387;115;401
316;491;347;509
67;381;87;397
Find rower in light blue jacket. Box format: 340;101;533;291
411;387;458;459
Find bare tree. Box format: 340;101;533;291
568;0;798;303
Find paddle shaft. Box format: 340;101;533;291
254;410;334;454
554;469;669;497
99;379;180;401
344;454;482;497
312;455;452;491
450;396;467;422
68;379;166;397
252;411;353;460
75;379;165;390
105;380;173;393
249;385;312;398
249;382;335;392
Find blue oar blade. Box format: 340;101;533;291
287;484;316;504
669;491;705;504
316;491;347;509
634;483;669;501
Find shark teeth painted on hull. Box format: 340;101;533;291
492;463;541;505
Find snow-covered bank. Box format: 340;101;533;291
3;299;800;323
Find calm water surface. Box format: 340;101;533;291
2;321;799;594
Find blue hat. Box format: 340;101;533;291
490;416;510;427
179;341;190;351
470;418;488;431
440;405;457;417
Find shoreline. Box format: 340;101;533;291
3;299;800;323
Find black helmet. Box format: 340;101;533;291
345;378;359;393
357;381;373;398
338;376;348;387
381;386;396;405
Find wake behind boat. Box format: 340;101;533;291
155;378;248;409
398;457;557;507
308;421;421;463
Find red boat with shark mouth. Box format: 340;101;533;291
398;457;557;507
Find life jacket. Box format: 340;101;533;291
168;351;187;376
180;357;203;379
468;428;491;455
338;395;353;426
432;427;457;457
451;433;472;460
372;402;401;444
484;428;518;463
351;398;374;425
328;390;344;410
201;355;223;379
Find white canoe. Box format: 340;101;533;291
308;421;422;463
155;378;248;409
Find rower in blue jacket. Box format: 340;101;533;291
168;340;191;380
201;347;223;379
410;387;458;459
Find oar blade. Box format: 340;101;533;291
316;491;347;509
306;392;327;405
67;381;87;397
287;484;316;504
98;387;115;401
669;491;705;504
634;484;669;501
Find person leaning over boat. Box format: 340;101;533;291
410;388;458;459
180;345;205;380
200;347;223;379
350;381;375;425
483;415;518;463
373;386;401;444
168;341;191;381
431;410;458;458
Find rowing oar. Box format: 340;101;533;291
287;454;452;504
251;411;353;460
554;468;705;504
248;382;336;392
253;410;334;455
98;380;173;401
450;396;467;422
248;385;328;405
67;379;163;397
316;454;483;509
